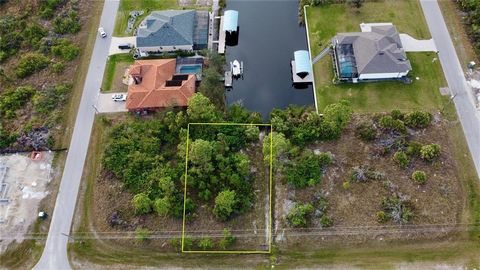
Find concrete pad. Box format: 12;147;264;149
399;34;438;52
109;36;136;56
360;22;393;32
96;93;128;113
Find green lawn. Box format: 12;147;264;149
101;54;134;92
114;0;208;36
313;53;446;113
306;1;447;113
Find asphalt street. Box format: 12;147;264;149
33;1;120;269
420;0;480;178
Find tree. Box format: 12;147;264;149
187;93;219;122
412;170;427;184
323;100;352;129
213;189;237;221
420;144;441;160
197;237;214;250
287;203;314;227
154;197;171;216
132;193;152;215
189;139;215;165
263;132;290;169
245;125;260;142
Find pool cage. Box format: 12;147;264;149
333;43;358;81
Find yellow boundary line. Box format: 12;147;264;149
181;122;273;254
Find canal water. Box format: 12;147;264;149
225;0;315;118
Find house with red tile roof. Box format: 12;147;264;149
126;59;196;112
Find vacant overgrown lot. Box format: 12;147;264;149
306;1;448;112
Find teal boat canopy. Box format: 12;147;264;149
224;10;238;32
294;50;311;78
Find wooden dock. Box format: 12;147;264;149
224;71;232;87
218;16;226;54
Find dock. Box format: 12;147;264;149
224;71;232;87
218;16;226;54
291;60;313;83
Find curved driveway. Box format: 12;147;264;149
420;0;480;178
34;1;120;269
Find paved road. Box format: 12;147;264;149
33;1;120;269
420;0;480;178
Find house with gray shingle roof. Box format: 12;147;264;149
331;24;411;82
136;10;209;54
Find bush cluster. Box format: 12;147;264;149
15;53;50;78
393;151;409;169
51;39;80;60
0;86;35;118
285;150;332;188
412;170;427;184
420;144;441;161
53;10;81;34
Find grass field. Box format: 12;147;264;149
313;53;446;113
113;0;206;36
101;54;133;92
306;0;448;113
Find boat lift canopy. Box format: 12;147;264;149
224;10;239;33
294;50;312;78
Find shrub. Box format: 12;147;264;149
0;125;18;149
33;83;72;115
379;115;406;133
390;109;404;120
285;151;331;188
412;170;427;184
153;197;170;216
22;23;48;48
51;39;80;60
287;203;314;227
183;237;193;251
197;237;214;250
323;100;353;129
319;215;333;227
381;196;414;224
342;181;350;190
376;211;388;223
15;53;50;78
406;141;423;157
404;111;432;128
135;228;150;242
0;85;36;118
219;228;236;250
393;151;409;169
420;144;441;160
355;122;377;141
132;193;152;215
213;189;237;221
52;62;65;74
52;10;81;34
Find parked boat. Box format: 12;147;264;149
230;60;243;77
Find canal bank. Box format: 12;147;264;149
224;0;315;117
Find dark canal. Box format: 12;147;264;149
225;0;315;118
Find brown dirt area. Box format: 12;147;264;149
275;114;465;248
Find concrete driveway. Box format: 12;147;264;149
399;34;437;52
109;36;136;55
96;93;128;113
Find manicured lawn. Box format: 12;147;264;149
306;1;447;113
101;54;133;92
307;0;430;56
313;53;446;113
114;0;207;36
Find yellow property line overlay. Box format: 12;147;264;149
181;122;273;254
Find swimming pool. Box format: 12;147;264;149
178;64;202;75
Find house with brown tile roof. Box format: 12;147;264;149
126;59;196;111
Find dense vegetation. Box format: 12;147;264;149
102;93;263;222
456;0;480;53
0;0;83;151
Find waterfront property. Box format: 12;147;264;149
332;24;411;82
136;10;209;54
125;59;196;112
